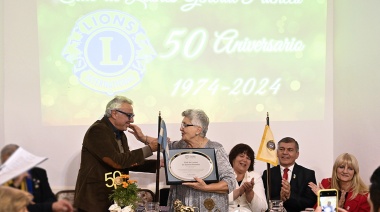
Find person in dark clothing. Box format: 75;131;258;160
1;144;73;212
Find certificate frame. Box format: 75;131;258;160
163;148;219;185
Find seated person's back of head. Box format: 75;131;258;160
370;166;380;212
1;144;74;212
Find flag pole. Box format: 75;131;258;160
155;111;162;202
266;112;272;204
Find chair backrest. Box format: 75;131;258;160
159;188;170;206
137;188;155;207
56;189;75;206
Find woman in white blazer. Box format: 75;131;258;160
228;143;268;212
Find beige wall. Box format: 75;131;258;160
333;0;380;183
0;0;4;146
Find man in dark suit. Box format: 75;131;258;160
1;144;74;212
74;96;159;212
262;137;317;212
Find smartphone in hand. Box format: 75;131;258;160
318;189;338;212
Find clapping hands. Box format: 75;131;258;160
280;179;291;201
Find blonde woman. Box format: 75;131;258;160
309;153;370;212
0;186;33;212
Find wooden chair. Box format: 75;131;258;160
55;189;75;206
137;188;155;207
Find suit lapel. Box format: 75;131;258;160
290;163;301;189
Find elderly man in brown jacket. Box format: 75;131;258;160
74;96;158;212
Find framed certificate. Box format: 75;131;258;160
163;148;219;185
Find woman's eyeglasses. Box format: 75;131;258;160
181;123;195;128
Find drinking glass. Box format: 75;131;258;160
269;200;284;212
145;202;160;212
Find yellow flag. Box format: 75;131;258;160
256;125;278;166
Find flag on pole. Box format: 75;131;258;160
256;125;278;166
158;119;169;158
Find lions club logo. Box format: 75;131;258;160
62;10;157;95
266;140;276;151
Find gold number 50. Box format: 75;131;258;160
104;171;122;188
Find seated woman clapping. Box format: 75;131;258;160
308;153;370;212
228;143;268;212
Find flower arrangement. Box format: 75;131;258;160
108;174;139;212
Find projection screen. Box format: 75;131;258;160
38;0;327;125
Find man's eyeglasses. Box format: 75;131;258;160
181;123;195;128
115;109;135;120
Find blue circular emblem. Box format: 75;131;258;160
62;10;157;95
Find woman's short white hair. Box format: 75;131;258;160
182;109;209;137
